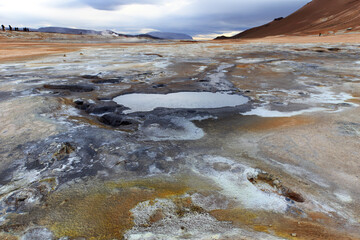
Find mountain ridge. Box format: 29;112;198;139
34;27;160;39
146;31;193;40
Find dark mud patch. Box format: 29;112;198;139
43;84;95;92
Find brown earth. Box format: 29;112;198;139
0;31;175;63
1;31;360;65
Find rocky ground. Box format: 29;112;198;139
0;33;359;239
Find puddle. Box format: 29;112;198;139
113;92;248;113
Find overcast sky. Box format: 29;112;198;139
0;0;309;39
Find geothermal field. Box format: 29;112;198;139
0;31;359;240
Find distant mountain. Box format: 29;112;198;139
147;31;193;40
34;27;160;39
216;0;360;40
37;27;101;35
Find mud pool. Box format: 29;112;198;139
0;41;360;239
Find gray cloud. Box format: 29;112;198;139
0;0;310;37
79;0;159;10
135;0;310;35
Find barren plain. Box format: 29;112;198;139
0;32;359;240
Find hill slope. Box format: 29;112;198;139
217;0;360;39
36;27;101;35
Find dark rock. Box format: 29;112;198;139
281;187;305;203
74;100;129;114
85;101;119;114
43;84;95;92
74;99;84;105
91;78;123;84
98;113;135;127
328;48;341;52
152;84;166;88
298;92;308;97
74;100;91;110
81;74;102;79
144;53;163;57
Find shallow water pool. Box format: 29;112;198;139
113;92;248;113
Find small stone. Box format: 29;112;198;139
273;179;281;186
291;233;297;237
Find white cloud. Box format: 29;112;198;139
138;28;159;34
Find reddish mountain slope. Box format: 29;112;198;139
218;0;360;39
